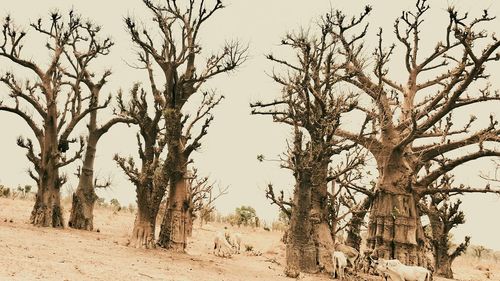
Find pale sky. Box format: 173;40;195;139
0;1;499;250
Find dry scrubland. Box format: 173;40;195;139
0;197;498;281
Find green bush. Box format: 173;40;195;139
235;206;257;226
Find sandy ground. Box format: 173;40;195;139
0;197;498;281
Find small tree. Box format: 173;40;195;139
186;168;228;235
421;176;471;278
473;245;488;259
235;206;257;226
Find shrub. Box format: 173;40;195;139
16;185;33;199
0;185;11;198
110;198;121;212
127;203;136;214
96;197;108;208
235;206;257;226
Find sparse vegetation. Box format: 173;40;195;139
0;185;10;198
0;0;498;280
234;206;257;227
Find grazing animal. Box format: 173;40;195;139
225;232;242;254
214;231;233;258
374;258;432;281
334;242;359;269
332;251;348;280
360;254;376;274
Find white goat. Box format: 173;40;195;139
334;242;359;269
214;231;233;258
375;259;431;281
332;251;348;280
225;232;242;254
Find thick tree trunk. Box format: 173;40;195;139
130;167;163;248
367;172;425;265
367;148;426;265
157;109;189;251
69;135;98;230
346;196;373;251
31;110;64;227
30;179;64;227
310;162;335;273
285;170;317;277
367;190;425;264
434;248;453;278
130;203;157;249
157;163;189;251
427;205;454;278
129;184;164;249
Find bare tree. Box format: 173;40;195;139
125;0;246;251
420;184;469;277
0;12;110;227
326;1;500;263
251;22;359;275
59;14;136;231
329;147;374;251
114;84;165;248
473;245;488;259
186;168;228;234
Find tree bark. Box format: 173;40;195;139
69;134;98;230
285;169;317;276
367;168;425;265
129;159;164;248
157;163;189;251
434;247;453;278
158;109;189;251
130;196;157;249
310;162;335;273
30;176;64;227
30;106;64;227
427;204;455;278
364;144;426;265
128;177;164;249
346;196;373;251
158;169;189;252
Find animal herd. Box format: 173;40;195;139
212;231;433;280
331;242;432;280
213;230;242;258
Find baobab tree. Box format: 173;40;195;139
185;168;228;235
327;1;500;264
61;16;136;231
419;174;481;278
0;12;109;227
251;23;360;275
125;0;246;251
114;84;166;248
329;147;375;251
